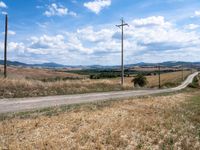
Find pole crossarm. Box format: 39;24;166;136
116;23;129;28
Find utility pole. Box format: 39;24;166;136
158;65;161;89
182;63;184;81
191;63;193;74
116;18;128;85
4;14;8;78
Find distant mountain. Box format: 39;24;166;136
0;60;30;67
0;60;65;68
0;60;200;69
31;62;65;68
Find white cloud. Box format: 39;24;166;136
191;10;200;18
44;3;77;17
0;1;7;8
84;0;111;14
132;16;171;28
30;35;65;49
2;30;16;36
194;10;200;17
3;16;200;65
8;30;16;35
36;22;48;28
1;11;7;15
184;24;199;30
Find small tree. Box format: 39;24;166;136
132;74;148;87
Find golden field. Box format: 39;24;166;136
0;65;85;79
113;71;191;88
0;70;191;98
0;90;200;149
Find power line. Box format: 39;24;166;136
116;18;128;86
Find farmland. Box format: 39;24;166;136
0;65;191;98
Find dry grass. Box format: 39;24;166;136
104;71;191;88
0;65;85;79
0;91;200;149
0;78;130;98
0;71;191;98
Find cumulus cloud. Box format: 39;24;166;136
44;3;77;17
132;16;171;28
191;10;200;18
184;24;199;30
194;10;200;17
84;0;111;14
2;16;200;65
0;1;7;8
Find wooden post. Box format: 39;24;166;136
182;63;184;81
158;65;161;89
4;14;8;78
121;19;124;85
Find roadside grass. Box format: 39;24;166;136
0;87;197;122
0;100;114;121
183;93;200;140
0;89;200;149
0;71;191;99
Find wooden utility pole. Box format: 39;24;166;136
182;63;184;81
116;18;128;85
158;65;161;89
4;14;8;78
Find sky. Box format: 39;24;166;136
0;0;200;65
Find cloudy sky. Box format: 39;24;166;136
0;0;200;65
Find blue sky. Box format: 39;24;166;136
0;0;200;65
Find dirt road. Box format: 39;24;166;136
0;72;198;114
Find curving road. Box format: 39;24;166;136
0;72;198;114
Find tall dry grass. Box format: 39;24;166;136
0;78;130;98
0;71;191;98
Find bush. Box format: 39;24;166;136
188;76;200;88
132;74;148;87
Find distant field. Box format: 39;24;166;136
109;71;191;88
130;66;180;72
1;90;200;149
0;65;85;80
0;69;191;98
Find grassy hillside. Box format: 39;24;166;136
0;65;85;80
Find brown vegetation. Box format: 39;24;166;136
0;71;191;98
0;65;85;79
113;71;191;88
0;90;200;149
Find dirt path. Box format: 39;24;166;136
0;72;198;114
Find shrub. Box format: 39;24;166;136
132;74;148;87
188;76;200;88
